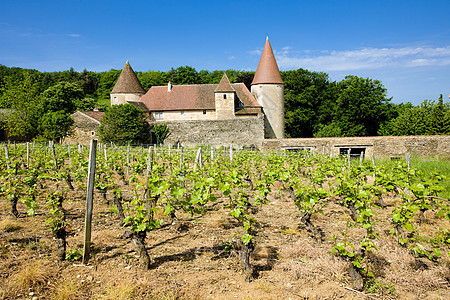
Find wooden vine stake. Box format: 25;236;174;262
194;147;202;171
371;153;376;182
26;142;30;168
4;144;10;170
82;139;97;265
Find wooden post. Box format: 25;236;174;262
405;153;411;171
26;142;30;168
104;145;107;161
78;144;82;154
230;145;233;163
347;149;351;168
194;147;202;171
211;146;214;162
51;142;58;169
371;153;376;182
67;143;71;166
82;139;97;265
4;144;10;170
180;147;185;169
359;152;363;165
146;146;153;176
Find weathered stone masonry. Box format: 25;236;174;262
161;115;264;148
261;135;450;158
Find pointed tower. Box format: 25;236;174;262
110;61;146;105
214;73;236;119
251;37;284;139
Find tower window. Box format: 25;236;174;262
223;94;227;99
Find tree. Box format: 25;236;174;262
98;104;152;145
167;66;200;85
153;123;170;145
282;69;336;138
333;76;391;136
0;72;42;138
39;111;74;141
380;97;450;136
41;82;84;114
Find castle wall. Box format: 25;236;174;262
110;93;142;105
215;92;235;119
251;84;284;139
151;109;216;121
162;115;264;147
261;135;450;158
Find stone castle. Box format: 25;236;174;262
109;38;284;146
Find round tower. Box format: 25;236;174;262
110;61;145;105
251;37;284;139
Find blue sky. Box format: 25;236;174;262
1;0;450;105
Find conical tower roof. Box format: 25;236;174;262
214;73;235;92
111;61;145;94
251;38;283;85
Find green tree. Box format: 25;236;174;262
41;82;84;114
153;123;170;145
98;104;152;145
0;72;42;137
381;97;450;136
167;66;200;85
282;69;336;138
39;111;74;141
333;76;391;136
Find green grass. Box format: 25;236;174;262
375;156;450;199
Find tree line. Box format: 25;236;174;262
0;64;449;142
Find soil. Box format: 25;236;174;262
1;181;449;299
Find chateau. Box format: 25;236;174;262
108;38;284;146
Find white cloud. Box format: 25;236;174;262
275;46;450;71
68;33;81;38
248;49;262;56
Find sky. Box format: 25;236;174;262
1;0;450;105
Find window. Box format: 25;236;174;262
180;111;184;115
223;94;227;99
154;111;163;120
203;110;206;115
91;131;95;136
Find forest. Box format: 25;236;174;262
0;64;449;141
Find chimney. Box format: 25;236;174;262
168;81;172;92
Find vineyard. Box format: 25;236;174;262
0;142;449;299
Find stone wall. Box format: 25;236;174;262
261;135;450;158
162;115;264;147
64;112;100;145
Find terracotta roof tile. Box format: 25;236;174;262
214;73;235;92
140;83;261;112
81;111;104;122
111;61;146;94
252;38;283;85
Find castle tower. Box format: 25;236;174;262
251;37;284;139
110;61;145;105
214;73;236;119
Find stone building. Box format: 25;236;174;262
108;38;285;146
65;110;104;144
